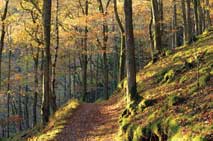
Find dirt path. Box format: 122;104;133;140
55;96;124;141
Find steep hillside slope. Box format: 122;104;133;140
119;28;213;141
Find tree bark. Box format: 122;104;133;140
42;0;52;125
124;0;138;102
172;0;177;48
186;0;193;44
113;0;126;82
51;0;59;112
33;48;39;127
0;0;9;91
151;0;162;56
7;50;12;137
181;0;188;45
82;0;89;101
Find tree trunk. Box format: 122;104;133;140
205;0;212;27
51;0;59;112
0;0;9;91
186;0;193;44
149;10;155;61
124;0;138;102
33;48;39;127
18;86;22;131
113;0;126;82
181;0;188;45
7;50;12;137
68;52;72;99
193;0;200;35
172;0;177;48
24;51;30;129
42;0;52;125
82;0;89;101
151;0;161;56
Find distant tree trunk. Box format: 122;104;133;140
205;0;212;27
18;86;22;131
63;73;67;100
33;48;39;127
151;0;161;57
193;0;200;35
7;49;12;137
0;0;9;91
51;0;59;112
73;58;76;98
186;0;193;44
149;10;154;61
159;0;164;43
24;49;30;129
113;0;126;82
82;0;89;101
181;0;188;45
68;52;72;99
172;0;177;48
124;0;138;102
42;0;52;125
97;0;109;99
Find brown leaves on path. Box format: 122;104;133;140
55;95;125;141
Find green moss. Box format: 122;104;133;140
120;118;131;133
188;84;199;94
162;69;175;83
179;75;188;84
150;120;163;141
199;73;210;87
192;136;207;141
132;126;143;141
125;124;137;141
155;68;171;83
167;95;184;107
165;50;173;56
138;99;156;111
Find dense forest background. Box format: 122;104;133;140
0;0;212;139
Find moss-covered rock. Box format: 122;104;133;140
162;69;175;83
199;73;210;87
167;95;184;107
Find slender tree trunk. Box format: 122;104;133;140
182;0;188;45
24;49;30;129
205;0;212;27
186;0;193;44
151;0;161;56
7;50;12;137
68;52;72;99
172;0;177;48
193;0;200;35
82;0;89;101
124;0;138;102
149;10;154;61
33;48;39;127
0;0;9;91
18;86;22;131
42;0;52;125
51;0;59;112
113;0;126;82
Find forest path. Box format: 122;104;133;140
55;95;125;141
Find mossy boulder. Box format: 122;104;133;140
199;73;210;87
